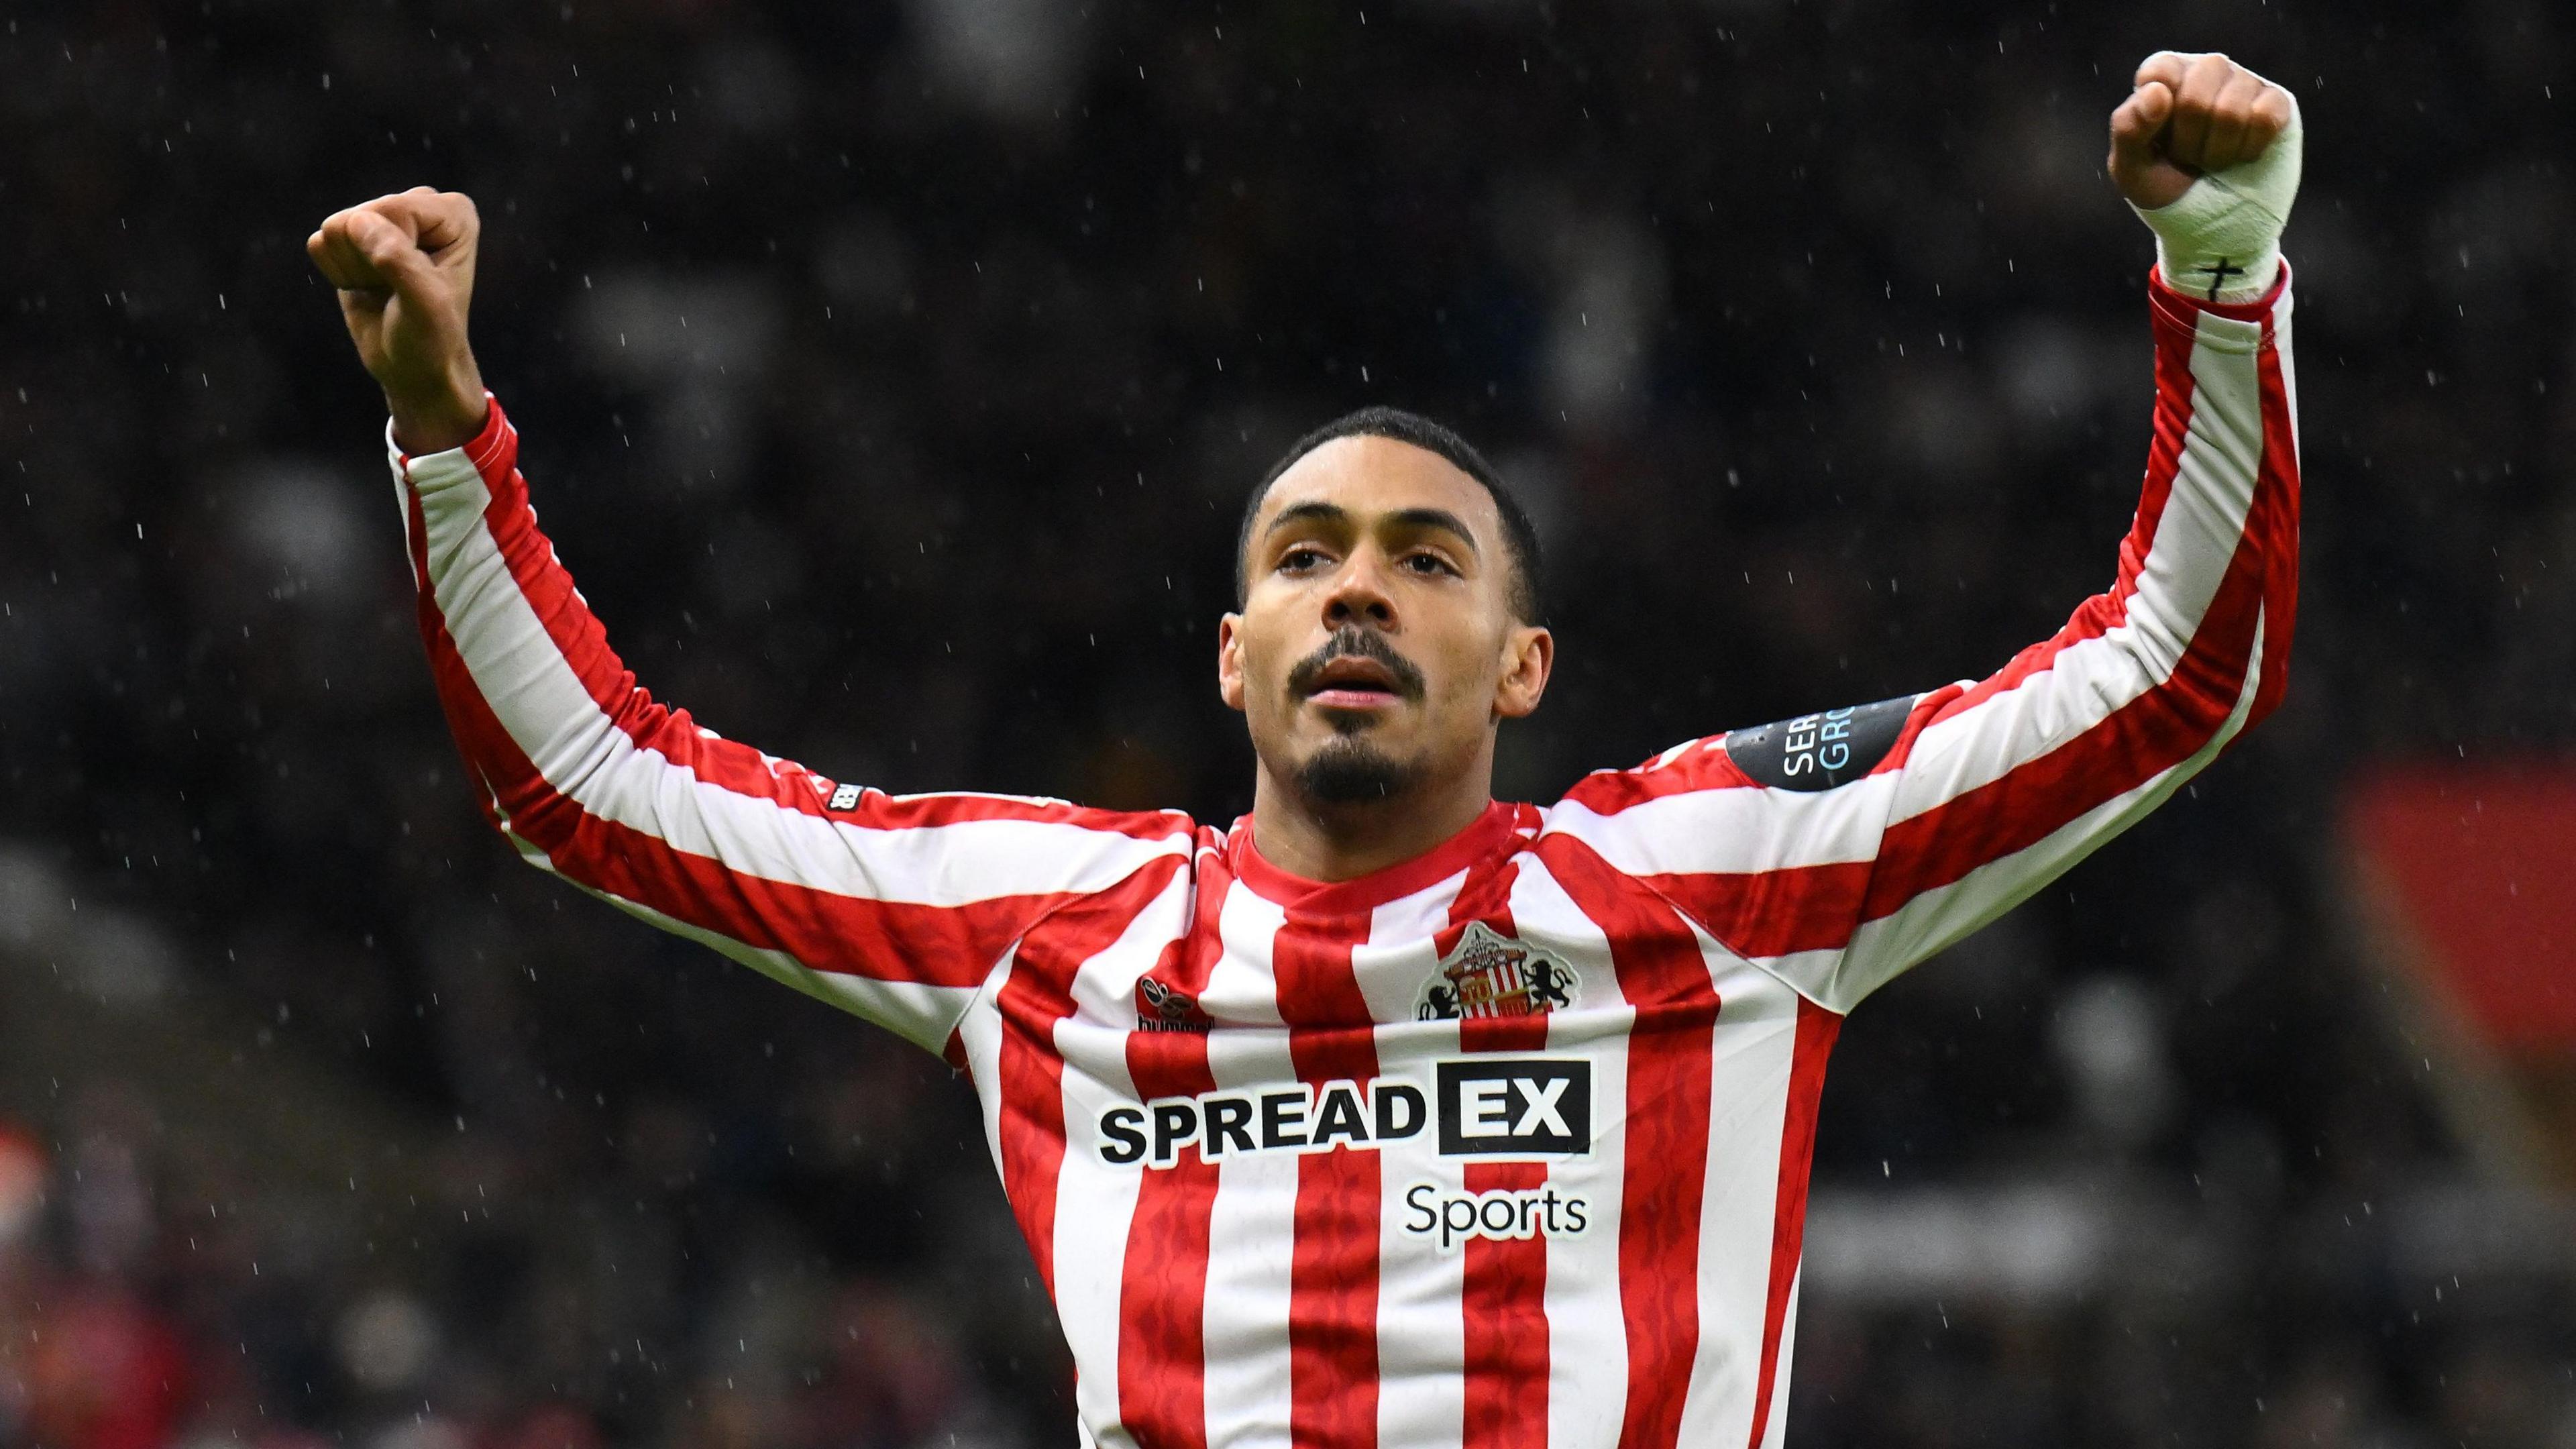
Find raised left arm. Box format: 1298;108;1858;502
1825;260;2299;1003
1549;55;2302;1013
1822;54;2305;1000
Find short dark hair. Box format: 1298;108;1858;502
1235;407;1545;623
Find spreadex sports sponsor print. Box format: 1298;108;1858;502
1096;1058;1597;1250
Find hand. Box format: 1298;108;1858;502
308;187;490;453
2107;52;2295;211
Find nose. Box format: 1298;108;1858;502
1322;552;1397;629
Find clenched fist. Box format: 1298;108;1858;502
2107;52;2295;209
308;187;488;452
2107;53;2302;303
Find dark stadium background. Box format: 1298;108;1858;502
3;1;2570;1445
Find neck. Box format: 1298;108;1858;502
1248;749;1496;884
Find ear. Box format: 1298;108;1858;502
1491;624;1553;720
1217;612;1248;712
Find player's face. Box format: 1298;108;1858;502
1220;437;1551;812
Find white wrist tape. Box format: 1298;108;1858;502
2131;91;2302;303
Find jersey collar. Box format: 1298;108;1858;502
1226;800;1525;915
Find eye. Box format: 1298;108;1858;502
1401;549;1459;577
1278;545;1331;574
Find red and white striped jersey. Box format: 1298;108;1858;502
386;268;2298;1449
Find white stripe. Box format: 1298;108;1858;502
1502;859;1631;1449
1051;1130;1144;1449
1198;891;1295;1449
1542;301;2277;906
1368;877;1472;1449
1050;870;1190;1449
1873;307;2268;831
1198;884;1291;1026
955;951;1019;1171
1199;1147;1300;1449
1820;608;2268;1007
1794;309;2285;1008
1372;1108;1466;1449
2271;288;2299;450
1675;959;1801;1449
510;829;981;1050
401;448;1187;915
1544;776;1894;876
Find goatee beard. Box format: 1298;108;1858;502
1295;737;1421;805
1282;625;1429;804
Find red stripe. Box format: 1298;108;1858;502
1558;741;1747;813
1860;458;2277;920
1275;908;1383;1449
421;508;1041;1022
1937;313;2202;719
547;814;1089;985
1860;633;2250;917
432;676;1057;993
828;792;1197;839
495;741;1167;985
445;403;1185;845
407;488;519;834
437;696;1083;989
993;857;1186;1296
450;413;664;733
1443;849;1553;1449
1641;296;2296;961
1461;1152;1550;1446
438;665;1166;985
1540;837;1719;1449
1743;998;1841;1448
1444;855;1540;1056
1230;801;1521;911
1120;1149;1220;1448
406;418;1179;994
2246;307;2300;728
2150;260;2290;323
1568;270;2223;829
1638;861;1874;964
1116;847;1230;1449
456;395;513;474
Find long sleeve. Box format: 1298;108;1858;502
389;399;1196;1051
1549;265;2301;1014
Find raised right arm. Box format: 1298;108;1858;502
316;191;1193;1052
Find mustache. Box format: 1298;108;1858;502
1285;626;1428;702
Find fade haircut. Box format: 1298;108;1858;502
1235;407;1545;624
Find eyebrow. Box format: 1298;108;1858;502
1261;501;1483;553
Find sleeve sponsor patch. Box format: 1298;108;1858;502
1721;694;1917;792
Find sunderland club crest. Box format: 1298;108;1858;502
1416;922;1578;1022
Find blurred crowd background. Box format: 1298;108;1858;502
3;0;2571;1445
